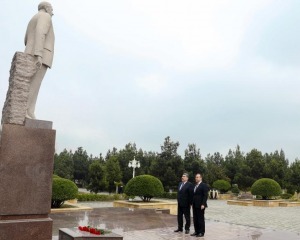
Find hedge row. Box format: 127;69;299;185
76;191;178;201
280;193;292;199
76;193;124;201
157;192;178;199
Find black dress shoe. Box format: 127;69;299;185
174;229;183;232
190;232;198;236
196;233;205;237
185;230;190;234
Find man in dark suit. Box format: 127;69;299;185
174;173;193;234
191;173;209;237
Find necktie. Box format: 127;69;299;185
194;184;199;192
179;182;184;190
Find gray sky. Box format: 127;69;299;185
1;0;300;161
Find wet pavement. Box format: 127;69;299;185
50;200;300;240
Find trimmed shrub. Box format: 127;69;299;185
53;174;61;178
124;175;164;202
280;193;292;199
212;180;231;193
76;193;124;201
251;178;281;200
231;185;240;194
52;178;78;208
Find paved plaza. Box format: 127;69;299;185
51;200;300;240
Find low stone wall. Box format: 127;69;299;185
218;194;235;200
113;200;178;215
227;200;300;207
227;200;253;206
252;200;281;207
279;202;300;207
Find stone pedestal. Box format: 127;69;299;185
0;217;53;240
0;122;56;240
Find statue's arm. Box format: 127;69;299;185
33;13;51;58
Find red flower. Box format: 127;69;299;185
83;226;89;231
78;225;104;235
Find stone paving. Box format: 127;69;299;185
51;200;300;240
205;200;300;233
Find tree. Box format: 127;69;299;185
117;143;137;184
224;146;244;182
224;145;253;190
150;136;184;191
139;150;156;176
233;172;255;191
288;159;300;193
105;155;122;193
87;161;107;193
205;152;228;186
53;149;74;180
183;143;206;180
73;147;90;187
263;150;289;188
105;147;118;159
245;149;265;180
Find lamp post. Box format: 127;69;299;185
128;157;140;178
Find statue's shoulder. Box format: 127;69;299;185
37;11;51;21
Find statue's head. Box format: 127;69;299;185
38;2;53;16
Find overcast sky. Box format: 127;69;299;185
1;0;300;162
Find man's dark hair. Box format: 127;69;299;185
196;173;203;178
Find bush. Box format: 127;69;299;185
212;180;231;193
52;178;78;208
231;185;240;194
286;184;297;195
280;193;292;199
157;192;178;199
251;178;281;200
53;174;61;178
76;193;124;201
124;175;164;202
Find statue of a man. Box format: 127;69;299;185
24;1;55;119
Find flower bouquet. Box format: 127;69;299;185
78;226;105;235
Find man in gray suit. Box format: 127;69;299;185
174;173;193;234
24;1;55;119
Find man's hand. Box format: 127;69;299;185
36;56;42;69
201;205;205;210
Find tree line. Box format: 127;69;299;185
54;136;300;194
